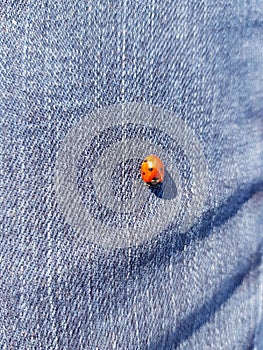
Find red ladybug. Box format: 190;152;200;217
140;155;165;186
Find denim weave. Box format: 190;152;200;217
0;1;263;349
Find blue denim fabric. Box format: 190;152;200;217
0;1;263;349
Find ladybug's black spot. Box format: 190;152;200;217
144;159;147;162
143;172;146;175
148;168;153;171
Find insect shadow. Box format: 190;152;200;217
149;170;177;200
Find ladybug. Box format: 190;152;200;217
140;155;165;186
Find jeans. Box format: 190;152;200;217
0;1;262;349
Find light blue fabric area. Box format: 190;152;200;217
0;1;263;349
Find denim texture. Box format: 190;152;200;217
0;1;263;349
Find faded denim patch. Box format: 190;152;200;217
54;103;207;249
